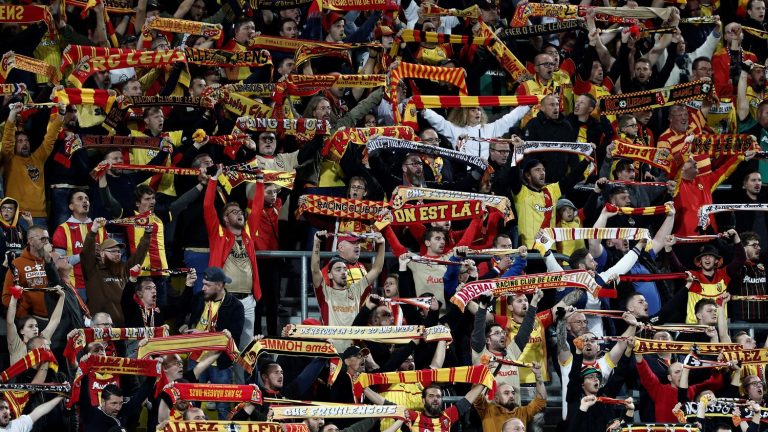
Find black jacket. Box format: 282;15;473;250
185;290;245;369
522;112;579;184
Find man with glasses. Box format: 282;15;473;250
2;225;56;319
81;217;151;327
517;53;574;127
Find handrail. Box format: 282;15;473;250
254;251;571;319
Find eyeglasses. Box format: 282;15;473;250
536;62;556;68
226;209;244;217
623;123;638;128
745;243;761;248
488;331;506;337
748;381;764;388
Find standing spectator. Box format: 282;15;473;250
729;232;768;323
2;226;54;319
52;190;104;301
81;218;151;327
203;167;262;382
1;103;64;229
0;197;31;282
179;267;244;420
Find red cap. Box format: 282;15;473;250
337;234;362;244
322;12;344;32
374;25;395;39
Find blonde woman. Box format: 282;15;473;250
421;105;530;160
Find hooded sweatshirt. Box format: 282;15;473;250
1;248;50;318
0;197;24;258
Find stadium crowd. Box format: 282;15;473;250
0;0;768;431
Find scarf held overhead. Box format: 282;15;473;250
388;61;468;125
451;270;601;311
367;137;488;172
374;201;484;230
599;80;713;114
64;326;169;363
137;332;238;360
352;365;493;400
236;337;341;385
0;348;58;382
271;404;408;420
164;383;262;404
0;52;59;84
162;422;286;432
698;204;768;229
322;126;417;161
296;195;387;221
284;324;424;342
391;186;513;222
613;139;673;173
633;337;742;354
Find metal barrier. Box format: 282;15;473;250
254;250;570;319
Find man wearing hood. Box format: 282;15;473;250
0;197;30;281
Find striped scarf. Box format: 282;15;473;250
599;80;714;115
219;169;295;194
137;332;239;360
397;29;494;45
0;348;58;382
0;5;54;37
322;126;417;162
272;404;408;420
511;140;594;166
0;51;59;84
66;134;168;158
353;365;493;400
296;195;387;221
409;95;542;109
64;326;168;363
698;203;768;229
145;18;222;39
106;211;153;228
633;337;742;354
452;270;600;311
613;139;673;173
477;21;530;83
164;383;262;404
685;134;759;157
604;202;673;216
53;88;115;110
284;73;386;93
391;186;513;222
497;20;584;38
236;338;341;385
90;162;201;180
539;227;652;247
388;61;468;124
235;117;331;136
68;50;187;87
0;83;26;97
617;273;690;283
61;45;132;72
722;349;768;364
248;35;380;53
219;91;273;118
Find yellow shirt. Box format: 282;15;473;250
514;183;562;248
128;130;184;197
505;311;552;384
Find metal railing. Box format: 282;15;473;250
254;251;570;319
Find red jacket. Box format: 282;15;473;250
203;179;264;300
637;358;723;423
255;199;281;251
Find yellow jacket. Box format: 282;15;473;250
1;112;63;217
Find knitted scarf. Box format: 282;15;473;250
271;404;408;420
53;88;115;110
65;0;134;14
477;22;530;83
236;338;341;384
420;4;479;19
183;48;272;67
674;235;722;244
0;348;57;382
164;383;262;404
613;139;673;173
374;201;484;230
284;324;424;342
633;337;742;354
90;162;201;180
66;134;168;158
397;29;494;46
353;365;493;400
61;45;132;72
162;421;287;432
283;73;386;93
322;126;417;161
0;51;59;84
0;83;26;97
391;186;513;222
722;349;768;364
220;91;273;117
296;195;387;221
67;355;162;407
64;326;168;363
685;134;759;157
106;211;153;228
319;0;397;11
539;228;652;249
219;83;275;97
0;5;54;37
219;169;295;193
616;273;690;283
402;95;542;126
698;204;768;229
137;332;238;360
388;61;468;124
451;270;600;311
234;117;331;136
497;20;584;38
248;35;380;53
512;1;674;25
599;80;713;114
145;18;222;39
367;137;488;171
68;49;187;87
511;140;594;166
604;202;673;216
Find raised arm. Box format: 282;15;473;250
28;395;64;422
40;286;66;341
365;233;386;281
311;231;326;288
651;205;676;254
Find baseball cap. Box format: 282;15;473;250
580;366;602;379
322;12;344;32
203;267;232;284
341;345;370;360
374;25;394;39
100;238;125;250
337;234;362;244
